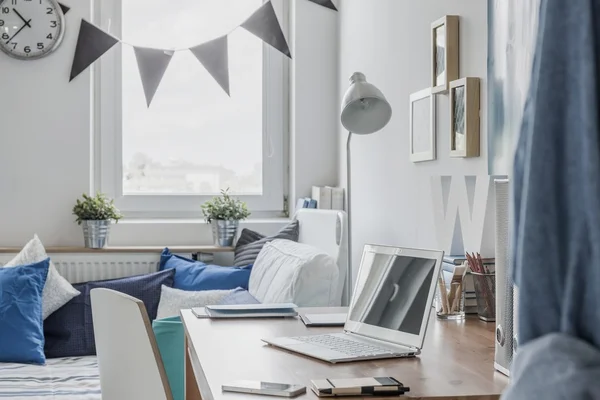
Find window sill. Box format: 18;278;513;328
0;245;234;254
108;217;292;247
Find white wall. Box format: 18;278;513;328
337;0;488;281
0;0;92;246
0;0;339;247
290;0;339;206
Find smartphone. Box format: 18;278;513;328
222;381;306;397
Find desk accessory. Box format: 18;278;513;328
436;264;467;319
222;381;306;397
311;377;409;397
300;313;346;327
340;72;393;305
466;252;496;321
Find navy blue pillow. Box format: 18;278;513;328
44;269;175;358
0;258;50;365
160;248;252;291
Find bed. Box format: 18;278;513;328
0;357;100;399
0;209;347;399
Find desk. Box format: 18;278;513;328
181;307;508;400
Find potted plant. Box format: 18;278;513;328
201;189;250;247
73;193;123;249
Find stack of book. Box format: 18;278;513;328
441;255;495;314
296;187;345;211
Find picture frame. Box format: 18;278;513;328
409;87;436;163
449;77;480;158
431;15;459;94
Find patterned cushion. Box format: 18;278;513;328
233;220;300;266
44;269;175;358
3;235;80;319
156;285;233;319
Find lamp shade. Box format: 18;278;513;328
340;72;392;135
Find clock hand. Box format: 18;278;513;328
12;9;31;28
6;20;31;44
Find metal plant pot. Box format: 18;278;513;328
82;220;111;249
211;220;239;247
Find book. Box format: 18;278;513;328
312;186;332;209
300;313;347;327
198;303;299;319
444;255;495;266
308;199;318;209
328;187;345;210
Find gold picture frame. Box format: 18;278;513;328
431;15;459;94
449;77;480;158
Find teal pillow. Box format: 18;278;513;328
152;316;184;400
0;258;50;364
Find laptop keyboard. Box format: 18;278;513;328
292;334;397;357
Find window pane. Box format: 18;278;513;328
121;0;263;196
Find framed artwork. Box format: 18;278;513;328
409;88;436;163
450;78;480;158
431;15;459;94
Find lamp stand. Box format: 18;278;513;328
345;131;353;306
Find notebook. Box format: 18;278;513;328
193;303;298;319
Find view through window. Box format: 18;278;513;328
121;0;264;196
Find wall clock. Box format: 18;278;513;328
0;0;65;60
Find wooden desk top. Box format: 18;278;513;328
181;307;508;400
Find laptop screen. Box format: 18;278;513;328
346;246;442;347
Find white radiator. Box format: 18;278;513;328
0;253;164;284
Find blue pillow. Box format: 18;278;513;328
44;269;175;358
0;258;50;365
160;248;253;291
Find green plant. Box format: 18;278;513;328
201;189;251;223
72;193;123;225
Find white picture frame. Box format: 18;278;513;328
409;88;436;163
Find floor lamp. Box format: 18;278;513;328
340;72;393;305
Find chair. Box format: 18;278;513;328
90;288;173;400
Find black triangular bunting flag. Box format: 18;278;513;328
241;1;291;59
70;20;119;81
190;35;230;96
59;2;70;15
306;0;337;11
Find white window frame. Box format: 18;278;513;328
93;0;289;218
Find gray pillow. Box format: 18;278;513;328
234;220;299;266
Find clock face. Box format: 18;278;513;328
0;0;65;60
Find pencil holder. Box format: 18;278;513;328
436;282;465;320
471;272;496;321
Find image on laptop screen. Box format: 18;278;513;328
348;250;437;336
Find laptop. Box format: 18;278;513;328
262;245;444;363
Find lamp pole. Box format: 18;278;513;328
345;131;353;305
340;72;392;306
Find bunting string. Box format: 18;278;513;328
69;0;337;107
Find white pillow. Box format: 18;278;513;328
249;239;340;307
156;285;233;319
4;235;80;319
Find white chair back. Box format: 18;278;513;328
294;209;348;305
90;288;173;400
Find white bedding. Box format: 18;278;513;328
0;357;100;399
